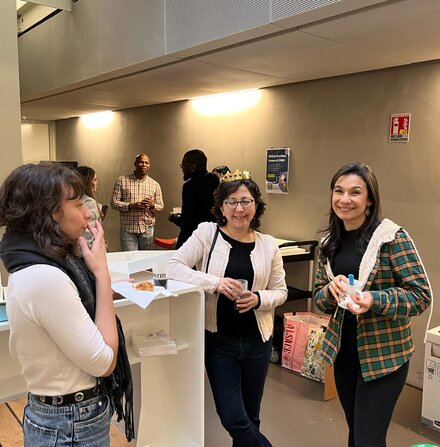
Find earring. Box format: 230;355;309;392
365;207;370;216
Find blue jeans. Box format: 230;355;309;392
120;227;154;251
205;331;273;447
24;393;111;447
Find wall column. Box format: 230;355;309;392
0;0;22;182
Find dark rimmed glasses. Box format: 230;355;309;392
223;198;255;209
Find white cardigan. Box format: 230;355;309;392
167;222;287;341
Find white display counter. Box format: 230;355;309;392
0;251;205;447
422;325;440;432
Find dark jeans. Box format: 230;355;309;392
334;335;409;447
205;331;273;447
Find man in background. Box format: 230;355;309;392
169;149;220;248
111;153;164;250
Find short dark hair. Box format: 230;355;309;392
183;149;207;169
76;166;96;199
212;178;266;230
212;165;231;176
0;163;84;257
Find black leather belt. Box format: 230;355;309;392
34;386;101;406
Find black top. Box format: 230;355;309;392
331;228;363;347
176;170;220;248
216;230;259;337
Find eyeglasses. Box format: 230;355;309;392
223;199;255;209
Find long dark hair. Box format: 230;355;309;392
0;163;84;257
212;178;266;230
319;162;381;263
76;166;96;199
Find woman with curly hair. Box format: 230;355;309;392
0;163;133;446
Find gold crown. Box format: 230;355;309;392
221;169;252;183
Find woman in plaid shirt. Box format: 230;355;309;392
314;162;432;447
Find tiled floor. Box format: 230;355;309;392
205;363;440;447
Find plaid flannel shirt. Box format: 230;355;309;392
110;173;164;233
314;219;432;381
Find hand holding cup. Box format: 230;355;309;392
234;279;248;310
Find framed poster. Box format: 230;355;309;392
389;113;411;142
266;148;290;194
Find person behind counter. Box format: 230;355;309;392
314;162;432;447
0;163;134;446
168;170;287;447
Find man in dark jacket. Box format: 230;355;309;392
169;149;220;248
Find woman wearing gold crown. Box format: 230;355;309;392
168;171;287;446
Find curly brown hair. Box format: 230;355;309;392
0;163;84;257
212;178;266;230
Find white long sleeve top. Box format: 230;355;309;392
168;222;288;341
6;264;114;395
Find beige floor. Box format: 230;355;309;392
205;363;440;447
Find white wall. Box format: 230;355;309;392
0;0;23;286
21;122;51;163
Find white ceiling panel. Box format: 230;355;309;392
20;0;440;121
197;30;404;83
303;0;440;62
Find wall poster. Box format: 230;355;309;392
265;148;290;194
389;113;411;142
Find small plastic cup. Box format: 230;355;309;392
234;279;248;310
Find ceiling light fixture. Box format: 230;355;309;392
191;89;261;116
80;111;114;128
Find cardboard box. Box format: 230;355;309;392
421;325;440;431
106;250;173;279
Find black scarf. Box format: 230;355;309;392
0;231;134;441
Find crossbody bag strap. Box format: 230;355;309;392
205;226;220;273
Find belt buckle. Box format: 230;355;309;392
74;392;84;402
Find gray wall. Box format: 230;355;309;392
56;60;440;388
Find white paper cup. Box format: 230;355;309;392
339;279;363;310
153;260;168;288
